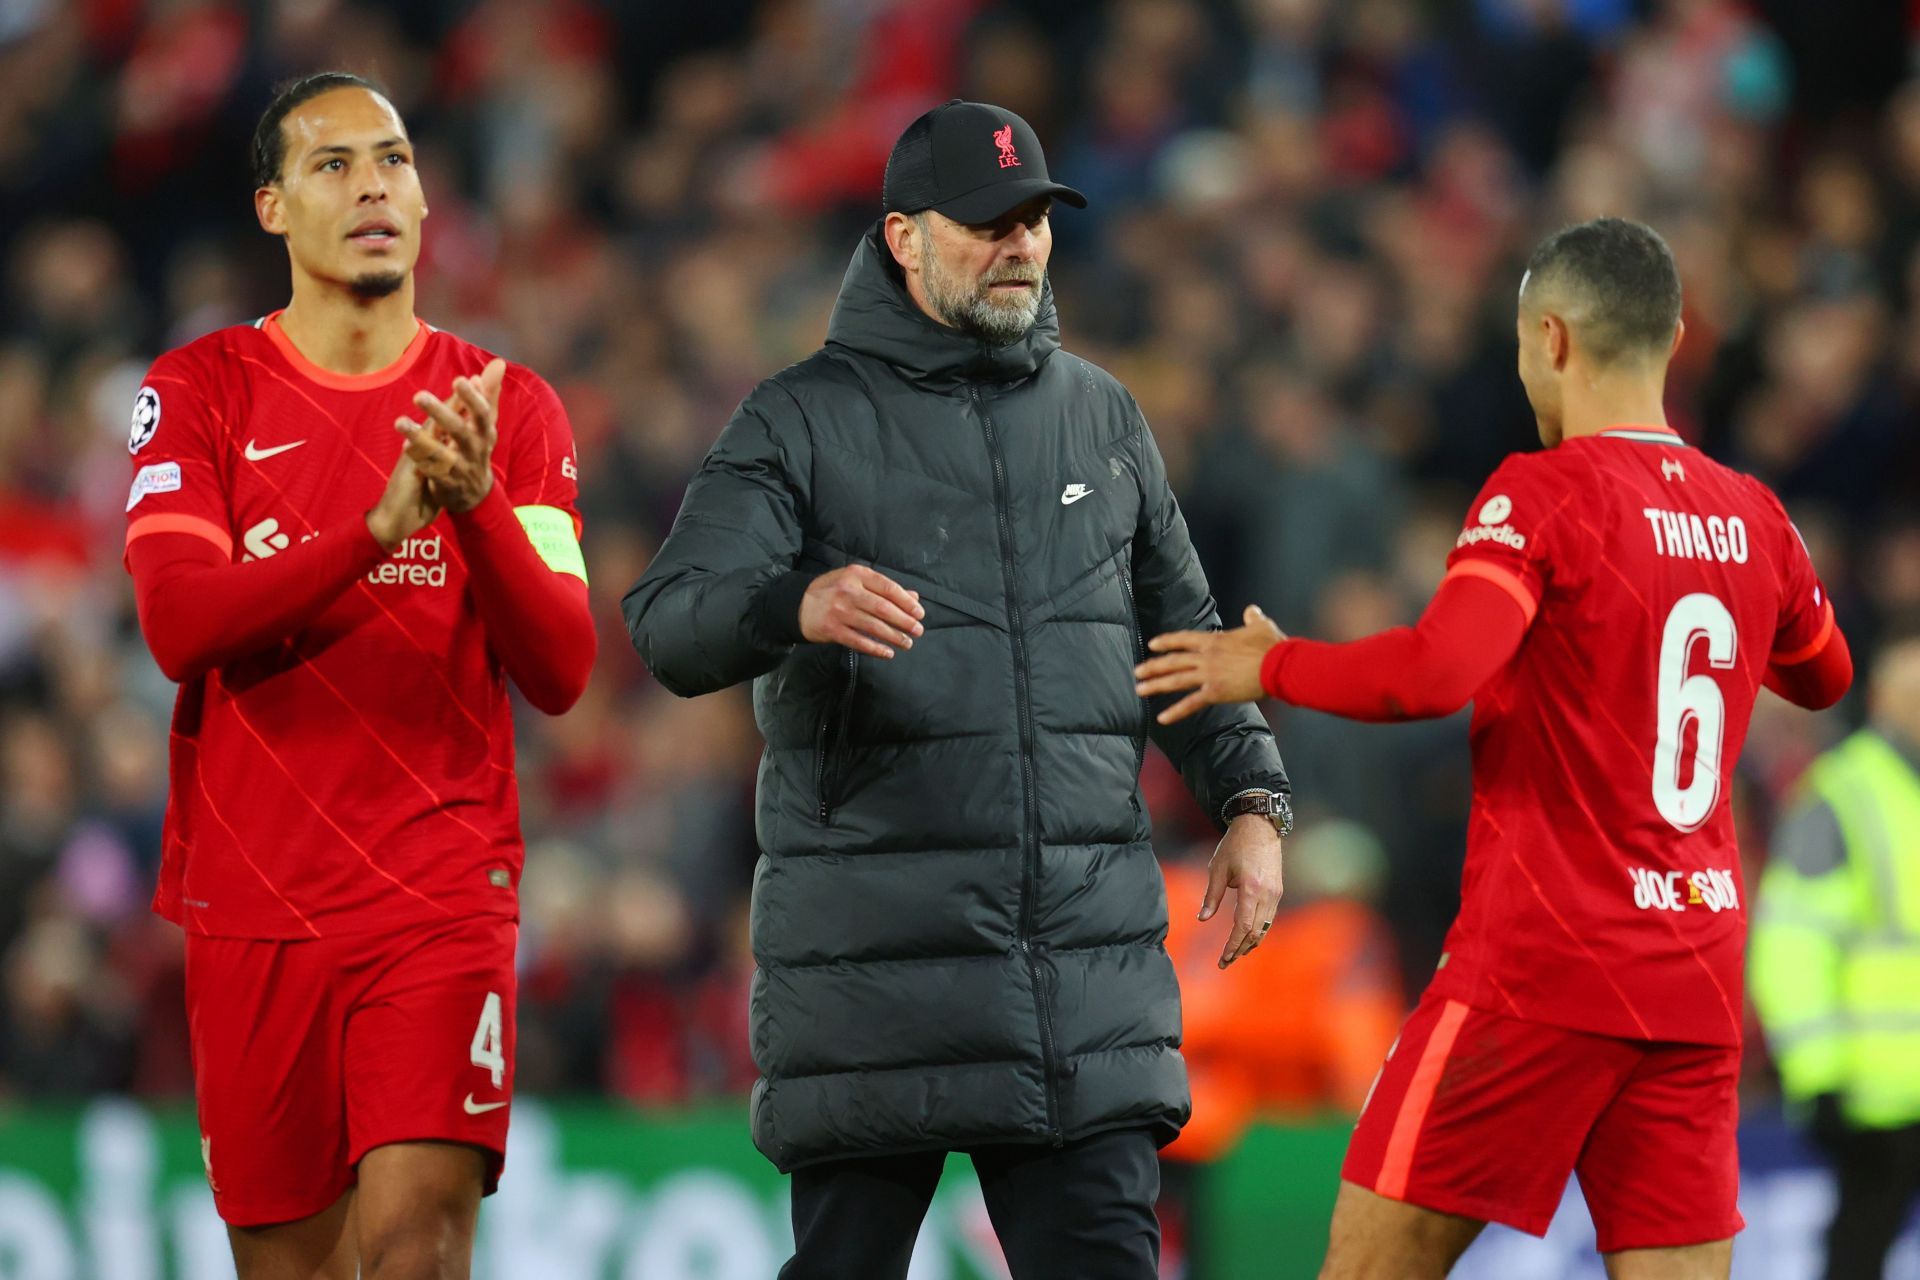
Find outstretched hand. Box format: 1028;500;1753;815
1134;605;1285;724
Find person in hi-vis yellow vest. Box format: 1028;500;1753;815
1752;631;1920;1280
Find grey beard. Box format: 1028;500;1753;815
925;259;1043;345
948;289;1040;345
350;270;406;300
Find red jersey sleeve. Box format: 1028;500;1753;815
499;366;582;536
1760;489;1835;666
1442;453;1568;626
1748;481;1849;706
1259;573;1530;720
445;362;593;714
123;350;233;562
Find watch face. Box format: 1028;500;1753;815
1223;790;1292;834
1269;794;1294;836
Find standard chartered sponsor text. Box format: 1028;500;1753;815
240;518;447;587
367;533;446;586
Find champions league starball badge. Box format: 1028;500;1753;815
129;386;161;453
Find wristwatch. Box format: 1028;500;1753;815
1220;788;1294;837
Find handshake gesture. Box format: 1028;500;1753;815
1135;604;1286;725
366;358;506;551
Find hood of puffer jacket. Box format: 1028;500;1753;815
823;220;1061;389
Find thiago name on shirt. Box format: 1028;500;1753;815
1640;507;1750;565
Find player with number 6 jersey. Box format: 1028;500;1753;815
123;73;595;1276
1134;219;1853;1277
1407;423;1821;1048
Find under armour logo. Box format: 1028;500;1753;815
993;125;1020;169
1662;457;1686;482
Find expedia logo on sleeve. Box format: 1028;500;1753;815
1456;493;1527;550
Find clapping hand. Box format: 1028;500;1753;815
365;448;442;552
397;357;506;513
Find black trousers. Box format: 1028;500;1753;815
778;1127;1162;1280
1824;1122;1920;1280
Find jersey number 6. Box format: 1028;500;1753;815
1652;593;1737;833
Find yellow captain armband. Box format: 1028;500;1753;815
514;505;588;583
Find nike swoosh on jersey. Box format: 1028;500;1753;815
243;439;307;461
463;1094;508;1115
1061;484;1093;504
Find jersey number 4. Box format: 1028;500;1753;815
470;991;506;1088
1652;593;1737;833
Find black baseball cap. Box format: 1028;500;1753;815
883;100;1087;224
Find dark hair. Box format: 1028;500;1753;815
251;71;393;188
1522;217;1682;364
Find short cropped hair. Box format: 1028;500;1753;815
251;71;392;189
1521;217;1682;364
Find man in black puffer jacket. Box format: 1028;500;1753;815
623;101;1292;1280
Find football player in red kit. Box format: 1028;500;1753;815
123;72;595;1279
1135;219;1853;1279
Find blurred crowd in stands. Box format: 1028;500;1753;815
1;0;1916;1136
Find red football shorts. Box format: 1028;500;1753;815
185;914;517;1227
1343;991;1744;1251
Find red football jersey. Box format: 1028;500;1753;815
1429;425;1832;1046
125;312;581;939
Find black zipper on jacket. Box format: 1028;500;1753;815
970;385;1063;1145
1118;559;1149;801
815;648;858;825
